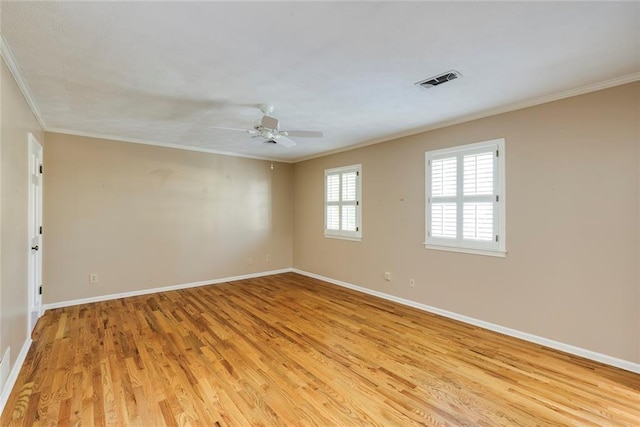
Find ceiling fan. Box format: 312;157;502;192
209;104;323;148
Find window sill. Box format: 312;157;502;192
325;234;362;242
423;244;506;258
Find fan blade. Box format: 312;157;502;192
261;115;279;130
281;130;323;138
274;135;297;148
209;126;251;132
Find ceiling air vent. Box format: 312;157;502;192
415;70;461;89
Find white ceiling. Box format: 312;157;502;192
2;1;639;162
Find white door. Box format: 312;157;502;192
28;133;43;334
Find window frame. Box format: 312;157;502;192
425;139;506;257
324;164;362;241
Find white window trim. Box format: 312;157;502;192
324;164;362;241
424;138;506;257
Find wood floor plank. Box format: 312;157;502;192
2;272;639;426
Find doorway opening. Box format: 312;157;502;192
28;133;43;334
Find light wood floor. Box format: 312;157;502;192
2;273;639;426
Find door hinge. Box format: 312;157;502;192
356;201;360;206
495;235;499;242
496;150;499;157
39;226;43;235
39;164;43;174
356;171;359;176
356;227;359;232
39;286;42;295
496;195;499;202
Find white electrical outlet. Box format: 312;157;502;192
247;257;254;265
89;273;98;284
384;272;391;281
266;254;272;262
409;278;416;288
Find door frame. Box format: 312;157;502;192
27;133;43;334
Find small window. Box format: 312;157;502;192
325;164;362;241
425;139;505;256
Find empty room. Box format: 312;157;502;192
1;1;639;425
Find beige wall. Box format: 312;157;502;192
293;82;640;363
43;133;292;303
0;58;44;368
2;49;638;373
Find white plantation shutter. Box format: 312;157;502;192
326;206;339;231
426;139;505;256
342;205;356;231
463;202;493;241
342;172;357;201
430;156;458;239
462;151;495;242
464;152;493;195
326;175;340;202
431;203;456;238
432;157;457;197
325;165;362;240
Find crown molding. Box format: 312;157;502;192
2;28;637;164
295;72;640;163
0;34;47;130
45;127;294;163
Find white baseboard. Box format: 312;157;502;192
292;269;640;374
0;338;33;418
40;267;640;374
43;268;294;311
0;348;10;397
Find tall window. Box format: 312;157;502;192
425;139;505;256
325;164;362;240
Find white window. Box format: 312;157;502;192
425;139;505;256
325;164;362;241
